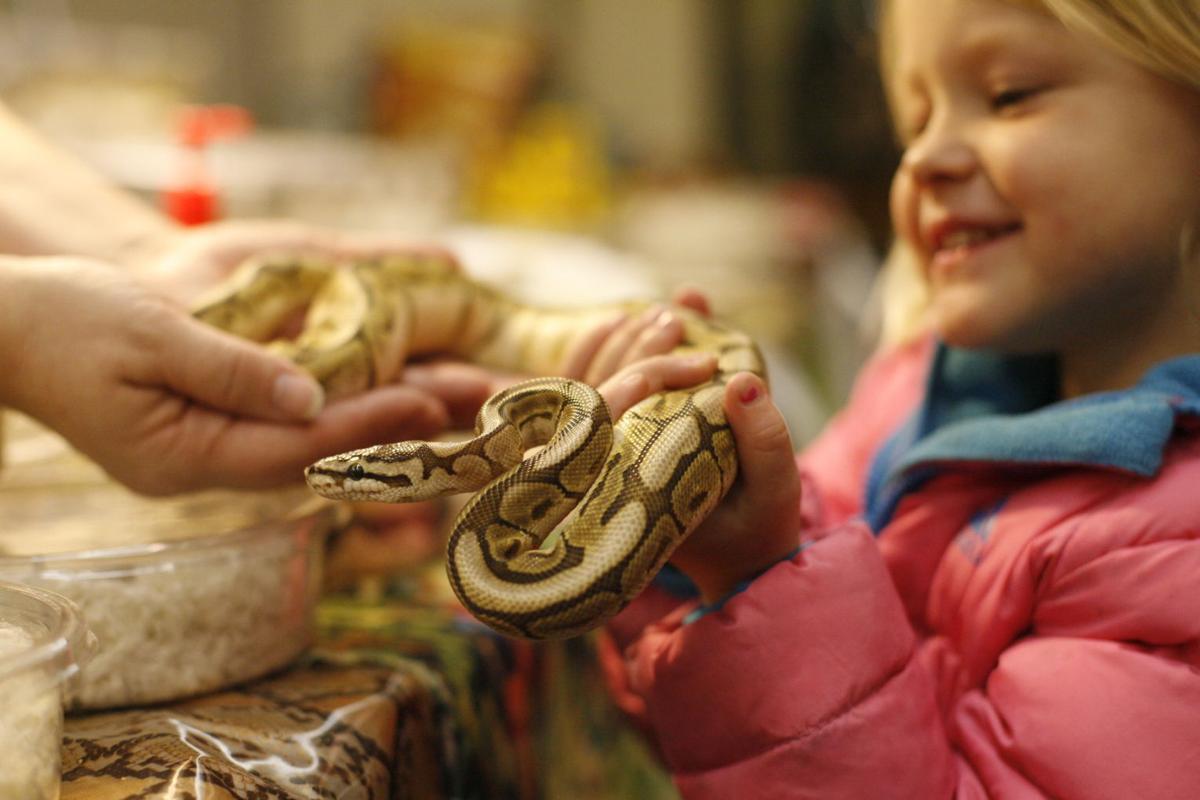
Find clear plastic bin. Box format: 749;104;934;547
0;513;328;710
0;412;332;710
0;581;95;800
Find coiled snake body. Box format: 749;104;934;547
195;253;765;639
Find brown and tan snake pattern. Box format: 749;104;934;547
195;252;765;639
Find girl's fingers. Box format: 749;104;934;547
583;305;664;385
720;373;800;500
671;285;712;317
598;353;717;420
619;313;685;371
560;310;630;380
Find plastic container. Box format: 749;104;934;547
0;511;328;711
0;413;332;710
0;582;95;800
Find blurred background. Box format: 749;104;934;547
0;0;899;440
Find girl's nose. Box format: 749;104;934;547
900;120;977;186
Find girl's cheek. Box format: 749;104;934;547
889;170;921;247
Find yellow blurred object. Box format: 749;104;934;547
469;104;613;230
369;20;541;149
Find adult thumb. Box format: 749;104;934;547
161;315;325;422
721;372;799;493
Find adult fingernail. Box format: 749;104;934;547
686;353;716;368
273;372;324;420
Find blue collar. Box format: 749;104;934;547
864;343;1200;532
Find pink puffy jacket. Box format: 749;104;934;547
603;336;1200;799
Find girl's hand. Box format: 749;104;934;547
598;357;803;604
561;286;712;386
0;256;477;495
666;372;802;603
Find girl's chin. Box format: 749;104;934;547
933;312;1050;354
930;305;1010;350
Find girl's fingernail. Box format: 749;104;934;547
274;372;324;419
686;354;716;368
641;304;665;323
738;382;761;404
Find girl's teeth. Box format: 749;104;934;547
942;229;995;249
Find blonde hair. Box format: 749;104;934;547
1034;1;1200;91
880;1;1200;90
875;0;1200;346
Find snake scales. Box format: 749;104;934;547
194;251;765;639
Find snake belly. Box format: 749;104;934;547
194;252;766;639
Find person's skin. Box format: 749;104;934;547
0;256;493;495
0;101;501;495
608;364;802;603
574;290;803;604
887;0;1200;398
0;97;804;585
0;100;451;301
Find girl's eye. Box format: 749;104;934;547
990;86;1040;111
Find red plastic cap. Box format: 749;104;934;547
163;186;218;226
175;104;253;148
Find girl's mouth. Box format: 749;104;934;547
929;223;1022;277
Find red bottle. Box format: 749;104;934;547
162;104;252;226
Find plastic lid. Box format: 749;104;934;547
0;582;96;685
175;104;253;149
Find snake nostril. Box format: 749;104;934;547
347;463;365;481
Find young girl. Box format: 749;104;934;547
598;1;1200;797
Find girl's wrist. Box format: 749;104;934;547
685;532;803;605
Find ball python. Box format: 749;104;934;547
194;251;765;639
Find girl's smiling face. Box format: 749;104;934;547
887;0;1200;368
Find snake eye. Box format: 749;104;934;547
347;463;365;481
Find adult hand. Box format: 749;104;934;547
127;218;446;303
0;256;477;495
598;357;802;605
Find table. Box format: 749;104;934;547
59;590;677;799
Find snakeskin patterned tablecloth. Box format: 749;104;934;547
59;589;676;800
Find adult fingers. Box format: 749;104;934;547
331;234;458;267
598;353;717;420
182;385;451;490
400;361;496;428
156;314;326;423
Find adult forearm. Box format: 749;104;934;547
0;104;179;266
0;257;37;410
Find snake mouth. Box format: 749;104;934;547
303;463;347;498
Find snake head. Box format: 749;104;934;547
304;449;419;502
305;440;483;504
